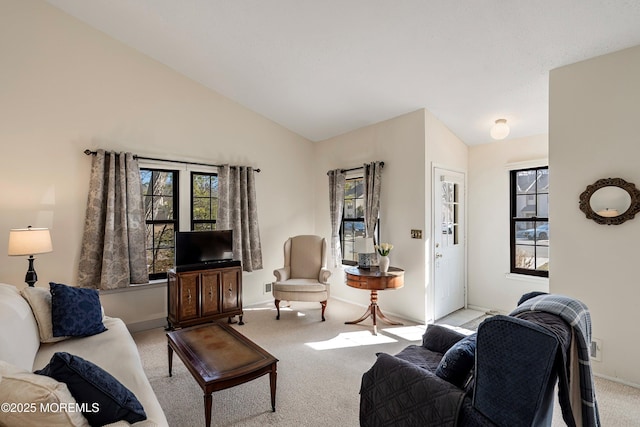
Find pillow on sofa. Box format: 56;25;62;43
435;333;477;388
0;360;89;427
36;352;147;426
20;286;70;343
50;282;107;337
422;324;466;353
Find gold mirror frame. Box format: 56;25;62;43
579;177;640;225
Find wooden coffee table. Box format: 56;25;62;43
167;322;278;427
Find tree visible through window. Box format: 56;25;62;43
141;169;178;280
510;166;549;277
191;172;218;231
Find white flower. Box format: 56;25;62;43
375;243;394;256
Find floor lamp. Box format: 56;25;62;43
8;226;53;287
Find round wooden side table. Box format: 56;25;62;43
344;266;404;335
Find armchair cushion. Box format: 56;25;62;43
289;235;324;279
272;280;327;292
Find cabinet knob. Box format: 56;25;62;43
187;288;192;303
209;286;213;301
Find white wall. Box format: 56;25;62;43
0;0;314;328
467;135;549;313
313;110;428;322
549;45;640;386
424;111;469;321
313;109;468;324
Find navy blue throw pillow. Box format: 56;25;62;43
50;282;107;337
36;352;147;426
435;333;477;388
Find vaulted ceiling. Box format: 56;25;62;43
47;0;640;145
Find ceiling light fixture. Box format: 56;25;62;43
490;119;510;140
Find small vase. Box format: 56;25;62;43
379;255;390;273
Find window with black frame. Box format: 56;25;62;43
141;168;178;280
340;176;379;264
191;172;219;231
510;166;549;277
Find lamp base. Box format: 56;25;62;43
25;255;38;287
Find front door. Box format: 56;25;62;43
433;168;466;320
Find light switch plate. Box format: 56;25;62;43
411;229;423;239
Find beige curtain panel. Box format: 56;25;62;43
328;169;346;267
217;165;263;272
364;161;383;244
78;149;148;289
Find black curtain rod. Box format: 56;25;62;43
327;161;385;176
84;149;260;172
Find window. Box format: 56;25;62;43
341;177;364;264
340;176;379;264
510;166;549;277
191;172;219;231
140;168;220;280
141;169;178;280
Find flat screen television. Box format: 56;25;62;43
174;230;234;269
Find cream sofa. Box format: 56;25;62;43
0;283;168;426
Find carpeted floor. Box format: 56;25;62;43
133;300;640;426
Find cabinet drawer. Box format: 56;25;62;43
222;269;240;312
347;277;369;289
179;275;199;320
201;271;220;316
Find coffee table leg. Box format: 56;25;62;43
270;364;277;412
204;393;212;427
168;344;173;377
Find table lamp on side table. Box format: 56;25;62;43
8;226;53;287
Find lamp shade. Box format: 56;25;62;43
354;237;375;254
490;119;510;140
8;227;53;256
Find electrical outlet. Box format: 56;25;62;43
411;229;423;239
590;338;602;362
264;282;272;294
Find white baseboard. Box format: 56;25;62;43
126;317;168;333
467;304;507;315
593;372;640;389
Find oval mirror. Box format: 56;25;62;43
589;186;631;217
579;177;640;225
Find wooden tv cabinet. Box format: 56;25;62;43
167;262;243;329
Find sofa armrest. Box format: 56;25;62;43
360;352;465;426
319;268;331;283
273;267;290;282
421;324;467;353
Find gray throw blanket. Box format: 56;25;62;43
510;294;600;427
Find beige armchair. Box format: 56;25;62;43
272;235;331;321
